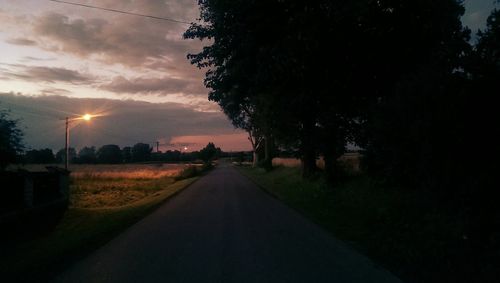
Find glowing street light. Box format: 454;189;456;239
63;114;94;170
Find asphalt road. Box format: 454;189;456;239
55;164;401;283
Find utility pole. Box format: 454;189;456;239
65;117;69;170
156;141;160;153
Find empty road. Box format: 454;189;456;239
55;164;401;283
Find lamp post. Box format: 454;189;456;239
64;114;93;170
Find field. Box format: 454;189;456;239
1;163;202;281
272;153;362;173
68;164;195;208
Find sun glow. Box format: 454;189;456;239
82;114;92;121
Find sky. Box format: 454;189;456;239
0;0;497;152
0;0;250;152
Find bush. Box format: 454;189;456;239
174;166;199;181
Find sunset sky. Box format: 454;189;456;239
0;0;497;152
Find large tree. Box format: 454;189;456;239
96;144;122;164
185;0;358;177
77;146;97;164
131;143;152;162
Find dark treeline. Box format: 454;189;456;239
185;0;499;281
20;142;225;165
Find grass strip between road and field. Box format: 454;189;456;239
1;176;199;281
237;165;471;283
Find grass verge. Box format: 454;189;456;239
238;166;482;283
0;176;199;281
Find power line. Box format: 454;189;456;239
48;0;192;24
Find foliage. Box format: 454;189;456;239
0;109;23;169
76;146;97;164
121;146;132;163
96;144;122;164
55;147;76;164
198;142;220;164
174;165;200;181
131;143;152;162
24;148;55;164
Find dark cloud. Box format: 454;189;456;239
101;76;206;95
0;92;244;151
6;37;37;46
0;64;92;83
24;66;92;83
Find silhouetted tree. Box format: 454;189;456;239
122;146;132;163
56;147;76;164
96;144;122;164
77;146;97;164
0;109;23;169
199;142;217;164
131;143;152;162
24;148;55;164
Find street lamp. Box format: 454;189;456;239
64;114;94;170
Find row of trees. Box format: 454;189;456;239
186;0;498;182
21;143;153;164
185;0;498;250
19;142;223;165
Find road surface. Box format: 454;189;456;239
55;164;401;283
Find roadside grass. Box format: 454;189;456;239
238;166;472;283
1;165;202;281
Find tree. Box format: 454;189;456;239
198;142;218;164
77;146;97;164
56;147;77;164
131;143;152;162
357;0;470;186
184;0;327;176
0;109;23;169
96;144;122;164
24;148;55;164
122;146;132;163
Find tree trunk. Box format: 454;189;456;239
301;119;317;179
252;151;259;167
261;134;273;171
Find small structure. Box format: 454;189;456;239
0;167;70;227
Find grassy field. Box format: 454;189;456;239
238;166;483;283
272;153;361;173
1;163;201;281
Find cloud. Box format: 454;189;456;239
40;87;72;96
101;76;206;95
0;92;249;151
0;64;92;83
6;37;37;46
24;66;92;83
31;2;202;72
